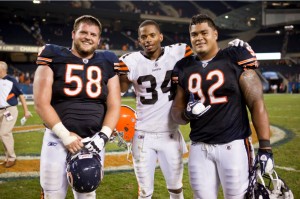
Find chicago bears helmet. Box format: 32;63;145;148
112;105;136;149
66;148;102;193
245;162;294;199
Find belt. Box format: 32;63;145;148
0;106;11;110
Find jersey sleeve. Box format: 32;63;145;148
169;43;193;60
36;44;55;66
227;46;258;70
103;51;119;78
115;52;133;75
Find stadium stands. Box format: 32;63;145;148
0;1;299;94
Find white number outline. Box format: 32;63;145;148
188;70;227;104
64;64;102;98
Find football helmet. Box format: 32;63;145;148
66;148;102;193
245;159;293;199
112;105;136;149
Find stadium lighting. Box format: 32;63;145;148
256;53;281;60
33;0;40;4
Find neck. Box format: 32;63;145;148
144;47;162;60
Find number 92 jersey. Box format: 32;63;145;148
174;45;258;144
119;43;193;132
36;44;118;137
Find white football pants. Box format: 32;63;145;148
40;129;105;199
132;130;187;199
188;139;250;199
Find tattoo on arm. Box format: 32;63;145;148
239;70;263;110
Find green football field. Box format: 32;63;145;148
0;94;299;199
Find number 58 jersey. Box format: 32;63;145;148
36;44;118;137
119;43;192;133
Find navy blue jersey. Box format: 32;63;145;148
174;46;258;144
3;75;23;106
36;44;118;137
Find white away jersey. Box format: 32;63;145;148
119;43;193;132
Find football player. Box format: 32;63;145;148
115;20;191;199
171;14;274;199
33;15;121;199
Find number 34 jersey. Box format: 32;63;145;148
119;43;192;133
36;44;118;137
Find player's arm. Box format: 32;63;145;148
102;74;121;135
33;65;83;153
119;74;131;93
171;85;189;125
239;69;274;175
239;69;271;148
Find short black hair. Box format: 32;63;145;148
189;14;217;31
138;20;161;35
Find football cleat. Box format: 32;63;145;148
66;148;102;193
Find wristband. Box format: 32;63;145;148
100;126;113;138
52;122;76;145
259;139;271;148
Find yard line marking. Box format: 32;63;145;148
275;165;300;172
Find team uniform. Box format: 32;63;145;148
36;44;118;199
118;43;192;198
174;45;258;199
0;75;23;163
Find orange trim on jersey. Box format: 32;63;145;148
37;57;52;62
36;61;48;65
116;61;129;72
237;57;257;65
184;46;193;57
6;93;15;100
243;62;258;68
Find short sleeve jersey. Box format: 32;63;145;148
174;46;258;144
36;44;118;137
0;75;23;107
119;43;193;132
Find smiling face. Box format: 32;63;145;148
138;24;163;59
189;22;218;60
72;22;101;59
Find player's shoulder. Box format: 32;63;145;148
120;51;141;61
165;43;193;57
119;51;144;69
38;44;68;58
175;54;196;69
222;46;258;69
95;50;119;64
223;45;256;58
165;43;188;51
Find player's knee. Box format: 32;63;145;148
138;188;153;199
168;187;182;194
138;194;152;199
169;188;184;199
40;163;65;192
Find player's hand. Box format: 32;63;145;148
257;148;274;175
24;111;32;119
65;132;83;154
184;93;211;120
228;38;251;49
82;132;109;154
